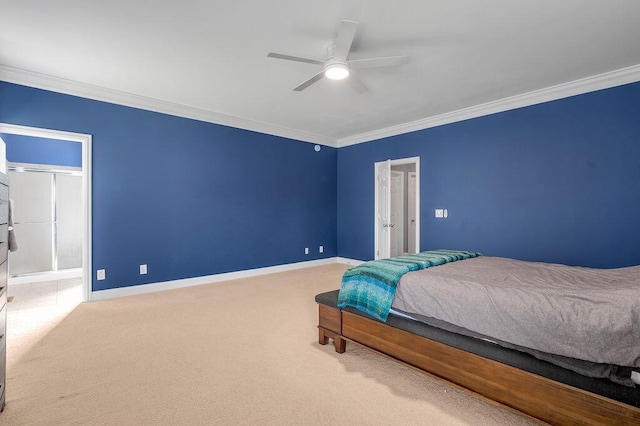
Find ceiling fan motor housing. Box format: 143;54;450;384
324;59;350;80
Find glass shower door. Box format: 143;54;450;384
8;171;55;275
56;174;83;270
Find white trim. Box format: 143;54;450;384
83;134;93;302
412;158;420;253
91;257;338;301
336;257;365;266
0;123;92;302
0;65;337;148
337;63;640;147
9;268;82;285
4;64;640;149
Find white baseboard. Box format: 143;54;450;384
336;257;365;266
9;268;83;285
90;257;339;301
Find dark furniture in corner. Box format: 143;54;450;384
0;171;8;412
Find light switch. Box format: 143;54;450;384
435;209;444;218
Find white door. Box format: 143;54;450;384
407;172;417;253
375;160;391;259
389;170;404;257
375;157;420;260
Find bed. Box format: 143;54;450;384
316;250;640;425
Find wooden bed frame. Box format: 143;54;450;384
317;303;640;426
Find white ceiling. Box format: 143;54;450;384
2;1;640;147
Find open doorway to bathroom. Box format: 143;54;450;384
7;161;83;310
0;124;92;316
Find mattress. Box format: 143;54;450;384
391;256;640;386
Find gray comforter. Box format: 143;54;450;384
391;257;640;373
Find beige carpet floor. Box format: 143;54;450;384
0;264;539;425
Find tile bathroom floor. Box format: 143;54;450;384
7;277;83;311
5;277;84;364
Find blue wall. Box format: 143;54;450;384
2;78;638;292
2;133;82;167
338;82;640;268
0;82;337;291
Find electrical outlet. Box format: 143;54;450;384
304;247;309;255
140;264;147;275
319;245;324;253
97;269;106;280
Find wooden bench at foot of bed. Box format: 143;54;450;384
317;297;640;426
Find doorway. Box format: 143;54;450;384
8;163;83;277
374;157;420;259
0;123;92;302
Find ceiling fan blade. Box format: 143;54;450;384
348;55;410;70
332;20;358;60
293;71;325;91
267;52;324;65
347;72;368;94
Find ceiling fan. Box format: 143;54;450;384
267;20;410;93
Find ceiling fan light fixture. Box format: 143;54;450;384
324;62;349;80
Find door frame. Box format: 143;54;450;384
0;123;92;302
374;156;420;259
407;171;417;253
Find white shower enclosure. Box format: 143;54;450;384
8;164;82;276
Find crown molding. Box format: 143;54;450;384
0;65;338;148
337;63;640;147
3;63;640;150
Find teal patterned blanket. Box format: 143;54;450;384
337;250;481;321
